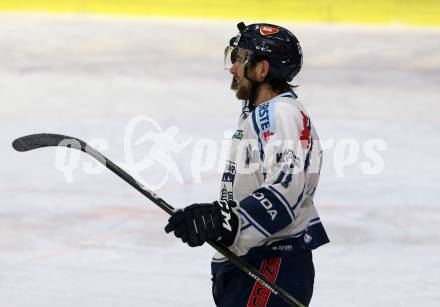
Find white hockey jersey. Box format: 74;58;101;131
213;91;329;268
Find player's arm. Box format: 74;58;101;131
163;103;311;251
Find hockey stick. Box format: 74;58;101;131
12;133;305;307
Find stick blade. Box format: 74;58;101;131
12;133;83;152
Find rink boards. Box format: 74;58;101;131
0;0;439;26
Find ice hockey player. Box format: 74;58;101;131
165;22;329;307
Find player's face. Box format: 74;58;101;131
229;49;252;100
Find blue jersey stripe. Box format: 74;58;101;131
267;185;296;219
240;187;294;235
264;218;327;246
240;223;252;231
251;110;264;162
238;207;271;237
279;90;297;99
309;217;321;224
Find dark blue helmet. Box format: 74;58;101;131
226;22;303;82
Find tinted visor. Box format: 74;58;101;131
224;46;253;69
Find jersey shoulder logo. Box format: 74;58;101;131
299;111;311;149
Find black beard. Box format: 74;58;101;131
231;76;252;100
236;85;251;100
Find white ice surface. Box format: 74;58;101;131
1;14;440;306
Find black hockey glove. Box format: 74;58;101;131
164;200;240;247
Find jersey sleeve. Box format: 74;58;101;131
232;101;314;254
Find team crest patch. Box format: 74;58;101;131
260;26;279;36
233;129;244;140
